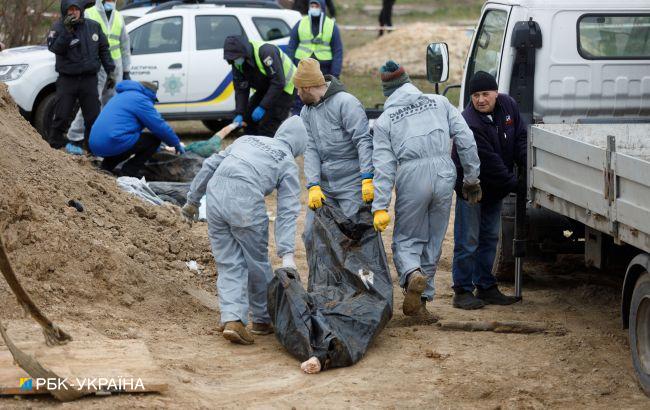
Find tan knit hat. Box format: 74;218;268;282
293;58;326;88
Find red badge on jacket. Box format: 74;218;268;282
505;115;513;126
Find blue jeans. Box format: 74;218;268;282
451;198;502;292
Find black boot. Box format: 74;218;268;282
452;289;485;310
476;285;519;305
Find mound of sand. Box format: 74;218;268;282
0;84;215;336
344;23;472;84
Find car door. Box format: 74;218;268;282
184;14;245;116
128;13;189;115
250;16;293;52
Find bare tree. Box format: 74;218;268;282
0;1;59;48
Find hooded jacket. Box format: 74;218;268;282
186;116;307;256
286;0;343;77
372;83;480;213
302;75;373;194
47;0;115;76
89;80;180;157
452;93;527;204
223;36;290;115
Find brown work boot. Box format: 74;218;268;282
222;321;254;345
402;270;426;316
251;322;274;335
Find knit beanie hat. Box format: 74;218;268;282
293;58;326;88
380;60;410;97
469;71;498;94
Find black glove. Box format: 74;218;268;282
63;15;76;32
462;181;483;205
105;72;116;89
122;71;131;80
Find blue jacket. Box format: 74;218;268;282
286;0;343;77
89;81;180;157
452;93;527;203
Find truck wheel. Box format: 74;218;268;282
33;92;56;141
202;119;230;134
493;194;516;282
629;271;650;397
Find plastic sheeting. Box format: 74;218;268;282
139;152;205;182
116;177;164;206
268;204;393;371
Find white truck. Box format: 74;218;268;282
0;3;300;136
426;0;650;396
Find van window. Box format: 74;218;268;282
464;9;508;102
130;16;183;55
195;15;244;51
253;17;291;41
578;15;650;59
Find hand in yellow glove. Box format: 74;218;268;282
308;185;326;210
362;178;374;203
373;210;390;232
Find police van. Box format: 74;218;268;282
0;3;300;135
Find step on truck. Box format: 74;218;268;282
425;0;650;396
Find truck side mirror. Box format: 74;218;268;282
426;42;449;84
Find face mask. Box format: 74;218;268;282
103;2;115;11
234;57;245;70
308;8;321;17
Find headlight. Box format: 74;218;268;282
0;64;28;82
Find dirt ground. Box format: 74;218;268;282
0;86;648;409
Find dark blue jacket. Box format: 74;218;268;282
452;93;527;204
89;81;180;157
286;0;343;77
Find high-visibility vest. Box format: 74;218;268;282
250;41;296;95
295;16;334;61
86;6;124;60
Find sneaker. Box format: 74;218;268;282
222;321;254;345
251;322;274;335
452;290;486;310
476;285;519;305
402;270;426;316
65;142;84;155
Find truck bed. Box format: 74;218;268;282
529;124;650;254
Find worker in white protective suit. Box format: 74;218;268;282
66;0;130;154
372;61;481;317
294;58;374;245
182;116;307;345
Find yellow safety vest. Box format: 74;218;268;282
295;16;334;61
251;41;296;95
85;6;124;60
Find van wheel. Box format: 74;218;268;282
202;119;230;134
33;92;57;141
630;271;650;397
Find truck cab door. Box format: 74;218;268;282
128;15;189;115
460;4;511;109
185;14;246;116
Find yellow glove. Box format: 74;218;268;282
362;178;374;203
373;210;390;232
308;185;326;209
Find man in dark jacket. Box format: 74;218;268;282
89;81;184;177
47;0;116;150
450;71;527;310
223;35;296;137
287;0;343;114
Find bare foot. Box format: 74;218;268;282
300;357;322;374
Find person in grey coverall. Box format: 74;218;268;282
372;61;481;316
294;58;374;245
182;116;307;346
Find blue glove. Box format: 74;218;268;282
233;114;243;127
251;106;266;122
175;144;185;155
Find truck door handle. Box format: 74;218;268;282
168;63;182;69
